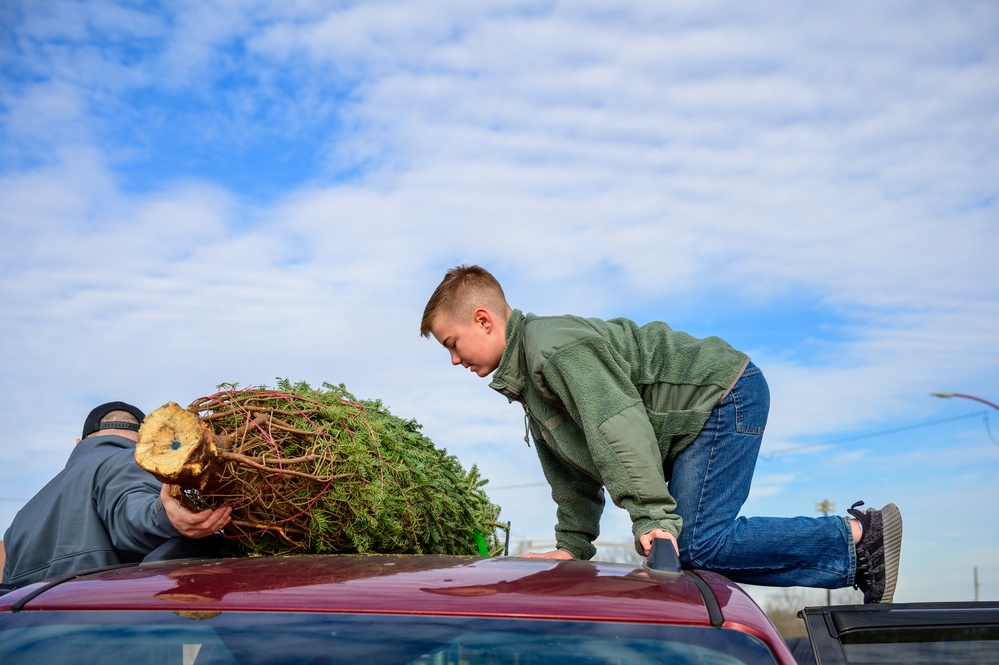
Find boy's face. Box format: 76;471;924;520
431;308;506;378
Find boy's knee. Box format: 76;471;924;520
678;533;722;569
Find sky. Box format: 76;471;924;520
1;0;997;607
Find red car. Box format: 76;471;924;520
0;540;798;665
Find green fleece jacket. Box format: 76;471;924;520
489;310;749;560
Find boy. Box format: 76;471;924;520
421;264;903;603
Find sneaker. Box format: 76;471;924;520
848;501;903;604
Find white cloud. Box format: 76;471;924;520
1;0;996;598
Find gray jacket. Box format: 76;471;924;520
489;310;748;559
2;434;180;587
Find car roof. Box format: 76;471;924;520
0;554;774;631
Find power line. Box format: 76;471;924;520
490;411;993;488
760;410;990;460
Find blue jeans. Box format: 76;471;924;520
668;362;855;588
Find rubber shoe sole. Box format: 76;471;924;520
879;503;903;604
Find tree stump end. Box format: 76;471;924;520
136;401;218;487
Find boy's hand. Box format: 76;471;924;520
520;549;575;560
640;528;679;556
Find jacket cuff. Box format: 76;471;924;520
631;516;681;552
153;498;183;537
555;533;597;561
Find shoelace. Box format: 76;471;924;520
848;501;873;587
854;548;872;588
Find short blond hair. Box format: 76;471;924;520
421;265;510;337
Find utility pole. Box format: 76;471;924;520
816;500;835;606
931;394;993;602
931;391;999;445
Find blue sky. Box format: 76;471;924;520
2;1;997;606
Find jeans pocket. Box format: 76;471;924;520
733;365;770;434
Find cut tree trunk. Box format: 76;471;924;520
135;401;222;490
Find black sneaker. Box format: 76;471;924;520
849;501;903;604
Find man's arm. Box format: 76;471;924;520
96;451;230;555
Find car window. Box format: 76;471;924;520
839;625;999;665
0;610;781;665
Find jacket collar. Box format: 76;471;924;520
67;434;135;465
489;309;529;401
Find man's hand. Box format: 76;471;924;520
639;528;679;557
520;549;575;560
160;484;232;538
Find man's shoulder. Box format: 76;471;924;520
74;434;136;453
66;435;140;472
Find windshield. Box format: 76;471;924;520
0;610;779;665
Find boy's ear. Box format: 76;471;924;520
473;308;492;330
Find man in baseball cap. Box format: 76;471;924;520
80;401;146;438
2;400;231;588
